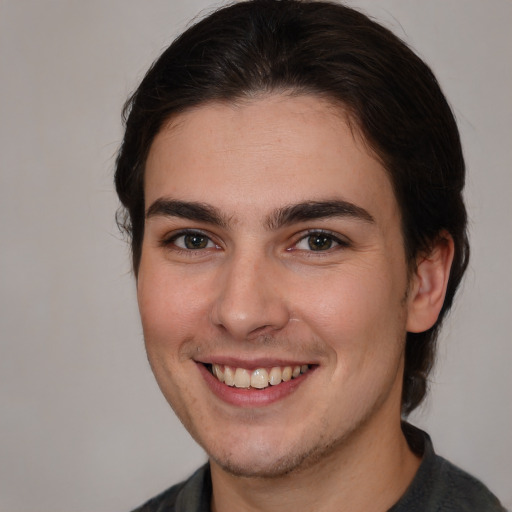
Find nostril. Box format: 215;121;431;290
245;326;277;343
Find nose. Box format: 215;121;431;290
210;251;290;341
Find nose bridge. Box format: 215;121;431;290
211;246;289;340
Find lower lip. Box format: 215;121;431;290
197;363;314;408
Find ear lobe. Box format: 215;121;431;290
406;233;455;333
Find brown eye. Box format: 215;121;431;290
307;234;334;251
169;231;216;250
293;231;348;252
183;233;209;249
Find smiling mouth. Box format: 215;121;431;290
206;363;311;389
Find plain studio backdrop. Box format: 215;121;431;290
0;1;511;510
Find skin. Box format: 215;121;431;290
138;94;454;512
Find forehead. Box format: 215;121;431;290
144;94;396;223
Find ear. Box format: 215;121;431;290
406;233;455;333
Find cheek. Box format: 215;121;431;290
297;267;389;324
295;264;407;357
137;263;211;348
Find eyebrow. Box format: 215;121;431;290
266;200;375;229
146;199;230;228
145;198;374;229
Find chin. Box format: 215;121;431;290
208;433;342;479
211;451;309;479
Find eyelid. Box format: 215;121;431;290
160;228;221;250
290;229;350;251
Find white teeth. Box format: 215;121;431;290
250;368;269;389
210;363;310;389
213;364;225;383
234;368;251;388
282;366;292;382
224;366;235;386
269;366;282;386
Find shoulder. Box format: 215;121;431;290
130;464;211;512
130;481;186;512
431;455;506;512
392;425;506;512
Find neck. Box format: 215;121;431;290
210;409;421;512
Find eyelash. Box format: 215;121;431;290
291;230;350;253
160;229;220;252
160;228;349;254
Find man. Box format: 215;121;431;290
115;1;506;510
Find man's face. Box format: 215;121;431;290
138;95;416;477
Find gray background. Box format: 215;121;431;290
1;1;511;510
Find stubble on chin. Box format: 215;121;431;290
208;419;350;480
